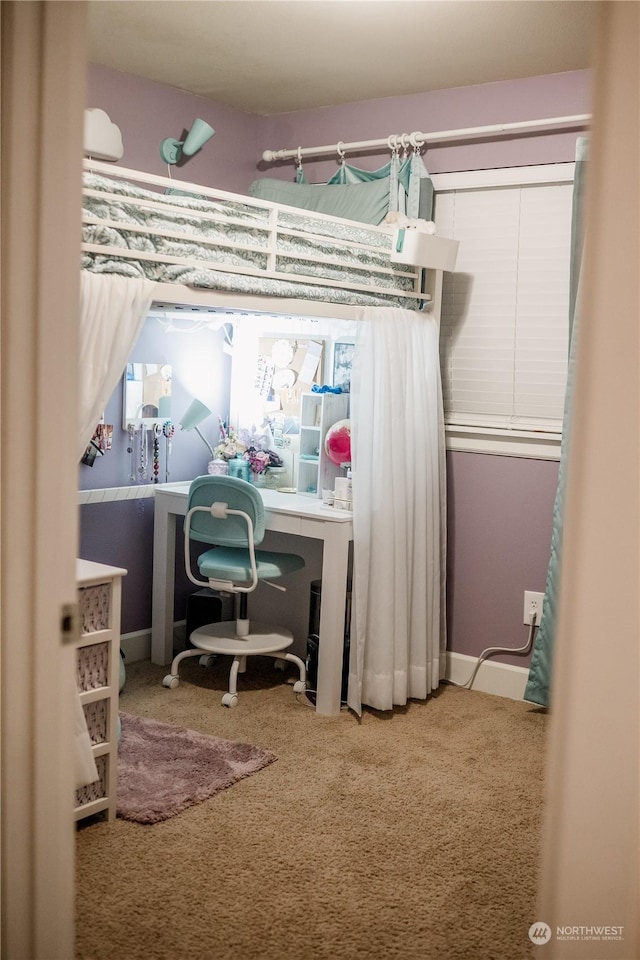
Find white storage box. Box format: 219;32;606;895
390;228;459;272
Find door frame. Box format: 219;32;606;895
1;2;87;956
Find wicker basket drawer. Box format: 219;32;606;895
74;753;108;809
78;581;112;634
76;641;110;692
82;698;109;745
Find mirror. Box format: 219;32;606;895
122;362;172;428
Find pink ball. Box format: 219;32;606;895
324;419;351;466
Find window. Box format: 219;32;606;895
432;165;574;458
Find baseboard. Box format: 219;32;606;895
120;622;187;664
445;651;530;701
122;632;530;701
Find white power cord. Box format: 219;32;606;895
447;609;538;690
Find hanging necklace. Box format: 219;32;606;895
127;424;136;482
152;424;162;483
138;426;148;481
163;420;175;483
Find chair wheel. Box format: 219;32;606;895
199;655;216;667
162;675;179;689
221;693;239;708
293;680;306;693
273;659;286;671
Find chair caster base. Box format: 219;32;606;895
199;655;216;667
293;680;306;693
162;675;179;689
221;692;239;708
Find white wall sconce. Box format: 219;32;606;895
159;119;215;165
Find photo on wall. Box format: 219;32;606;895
331;341;355;392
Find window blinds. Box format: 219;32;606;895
434;181;572;434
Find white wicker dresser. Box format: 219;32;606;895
74;559;127;822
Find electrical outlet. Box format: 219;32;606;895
524;591;544;625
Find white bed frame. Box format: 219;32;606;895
81;159;453;322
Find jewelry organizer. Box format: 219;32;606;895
74;559;127;822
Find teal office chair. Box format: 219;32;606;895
162;475;307;707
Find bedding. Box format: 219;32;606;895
81;170;424;311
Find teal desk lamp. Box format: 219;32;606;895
179;399;214;459
160;119;215;165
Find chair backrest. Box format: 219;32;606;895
186;475;266;548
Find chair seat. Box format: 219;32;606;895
190;620;295;656
197;546;305;582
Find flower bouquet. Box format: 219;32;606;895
238;424;284;481
207;419;247;475
212;418;246;461
244;446;283;476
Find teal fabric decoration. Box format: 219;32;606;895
249;175;392;225
408;152;434;221
325;156;432;219
311;384;343;394
568;138;588;343
250;155;433;225
524;138;588;707
523;305;580;706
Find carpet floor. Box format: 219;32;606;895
75;657;547;960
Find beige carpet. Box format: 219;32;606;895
75;657;547;960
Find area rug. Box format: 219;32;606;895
116;712;277;824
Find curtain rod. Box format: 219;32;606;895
261;114;591;163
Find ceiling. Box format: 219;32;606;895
87;1;596;116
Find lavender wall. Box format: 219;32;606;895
446;453;559;666
83;63;589;668
256;71;590;183
87;64;259;193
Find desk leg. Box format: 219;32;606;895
151;500;176;665
315;523;350;716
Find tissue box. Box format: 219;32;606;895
390;228;459;272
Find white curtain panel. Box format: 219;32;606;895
78;272;155;460
75;272;154;784
348;306;447;714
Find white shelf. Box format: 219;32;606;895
296;393;349;497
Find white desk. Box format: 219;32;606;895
152;482;353;716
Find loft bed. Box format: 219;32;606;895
78;160;456;723
81;160;457;318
